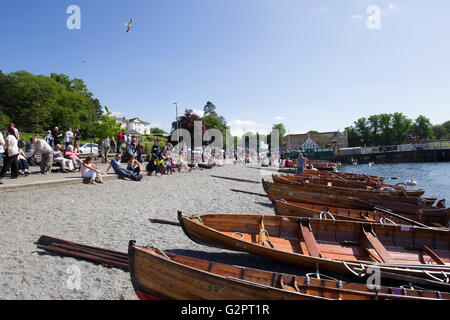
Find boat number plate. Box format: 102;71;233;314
207;284;220;295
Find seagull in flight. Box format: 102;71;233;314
125;18;134;33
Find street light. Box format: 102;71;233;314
173;102;180;143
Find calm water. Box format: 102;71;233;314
339;162;450;202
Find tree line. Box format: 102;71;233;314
171;101;286;149
344;113;449;147
0;70;122;140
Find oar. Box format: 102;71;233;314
230;189;268;197
149;219;181;227
211;175;260;184
349;197;429;228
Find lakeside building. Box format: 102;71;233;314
112;117;151;135
282;131;348;157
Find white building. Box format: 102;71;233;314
113;117;151;135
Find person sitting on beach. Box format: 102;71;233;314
178;152;191;173
30;137;53;175
53;144;74;173
65;145;82;170
17;143;30;176
127;154;142;176
81;156;104;185
106;153;143;181
146;153;160;176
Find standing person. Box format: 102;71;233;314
44;130;53;146
110;137;116;154
52;127;62;147
135;141;144;163
0;130;4;168
74;128;82;153
81;157;104;185
116;132;124;153
104;137;110;163
64;128;74;149
0;131;5;184
126;134;132;148
30;137;53;174
0;127;20;180
106;153;142;181
296;153;306;175
7;123;19;139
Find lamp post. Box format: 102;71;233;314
173;102;180;143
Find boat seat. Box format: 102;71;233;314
422;245;446;265
361;225;394;263
299;220;323;258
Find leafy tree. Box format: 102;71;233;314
0;110;10;130
413;115;434;140
150;127;168;135
89;106;123;139
344;126;360;147
272;123;286;146
391;112;411;145
378;113;394;146
368;115;381;146
203;101;217;116
354;117;372;146
171;109;206;149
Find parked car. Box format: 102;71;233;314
78;143;99;154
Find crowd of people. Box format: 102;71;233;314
0;127;225;186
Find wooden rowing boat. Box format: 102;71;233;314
178;212;450;289
275;174;425;197
128;241;449;300
263;180;449;220
272;175;433;204
272;200;448;228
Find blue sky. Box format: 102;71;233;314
1;0;449;135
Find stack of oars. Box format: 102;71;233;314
36;235;129;271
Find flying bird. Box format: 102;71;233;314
125;18;134;33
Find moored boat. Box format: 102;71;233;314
271;175;433;204
178;212;450;290
272;199;448;228
128;241;449;300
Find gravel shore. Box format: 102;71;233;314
0;164;296;300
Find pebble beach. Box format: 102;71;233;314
0;164;297;300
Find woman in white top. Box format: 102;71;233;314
81;156;104;185
0;132;4;184
0;127;19;179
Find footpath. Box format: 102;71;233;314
0;163;119;192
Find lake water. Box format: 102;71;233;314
339;162;450;202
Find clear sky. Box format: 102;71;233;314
1;0;449;135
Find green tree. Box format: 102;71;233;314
354;117;372;146
272;123;286;146
368;115;381;146
90;106;123;139
0;110;10;130
203;101;217;116
391;112;411;145
150;127;168;135
344;126;360;147
413;115;434;140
